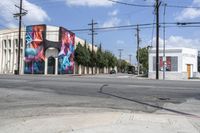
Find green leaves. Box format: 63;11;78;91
136;47;149;72
75;42;90;66
75;42;117;68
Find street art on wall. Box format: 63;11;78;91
24;25;46;74
58;28;75;74
24;25;75;74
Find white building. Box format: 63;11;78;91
149;48;198;80
0;25;98;75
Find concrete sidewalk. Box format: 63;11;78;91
0;99;200;133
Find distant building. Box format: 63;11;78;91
0;24;98;75
148;48;198;80
198;51;200;72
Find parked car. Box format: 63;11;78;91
127;65;135;74
110;70;116;74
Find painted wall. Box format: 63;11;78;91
24;25;46;74
24;25;75;74
58;28;75;74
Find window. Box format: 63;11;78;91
153;56;178;72
8;39;11;48
3;40;6;49
21;39;23;47
15;39;18;48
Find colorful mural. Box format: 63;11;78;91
24;25;75;74
58;28;75;74
24;25;46;74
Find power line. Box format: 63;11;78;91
107;0;153;7
1;21;200;36
95;23;155;30
108;0;200;9
166;4;200;9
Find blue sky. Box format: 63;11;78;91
1;0;200;64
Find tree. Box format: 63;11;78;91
136;47;149;72
74;42;85;65
74;42;90;66
83;42;90;66
120;60;130;72
104;51;117;68
96;46;104;68
75;42;118;71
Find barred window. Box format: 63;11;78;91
153;56;178;72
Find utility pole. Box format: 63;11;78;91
13;0;27;75
163;3;167;80
129;54;132;65
118;49;123;72
136;25;140;76
88;19;98;75
155;0;160;80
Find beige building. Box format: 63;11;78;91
0;25;100;75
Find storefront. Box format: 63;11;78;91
148;48;198;80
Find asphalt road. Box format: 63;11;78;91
0;74;200;116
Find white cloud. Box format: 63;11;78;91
176;8;200;21
0;0;50;28
176;0;200;21
193;0;200;5
65;0;113;7
108;9;118;16
102;9;121;27
23;1;50;24
102;17;121;27
151;36;200;50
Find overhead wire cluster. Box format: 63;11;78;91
1;0;200;35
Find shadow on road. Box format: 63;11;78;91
99;85;200;119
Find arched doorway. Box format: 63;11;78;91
45;48;59;75
48;56;55;74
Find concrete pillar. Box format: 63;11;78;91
0;35;2;74
73;62;76;75
85;66;87;74
45;58;48;75
78;65;82;75
55;58;58;75
104;67;106;73
88;67;90;74
93;67;95;74
114;66;117;73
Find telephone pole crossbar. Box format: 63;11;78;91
14;0;27;75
